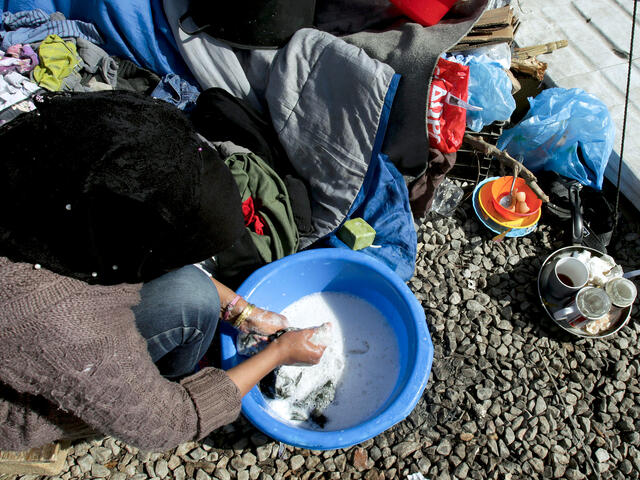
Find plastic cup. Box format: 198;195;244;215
554;286;611;329
605;277;637;308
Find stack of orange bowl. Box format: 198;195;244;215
472;176;542;238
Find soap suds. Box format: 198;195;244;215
264;291;400;431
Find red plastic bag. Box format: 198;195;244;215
427;57;470;154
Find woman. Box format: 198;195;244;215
0;91;326;451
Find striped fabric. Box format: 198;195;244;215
0;8;103;50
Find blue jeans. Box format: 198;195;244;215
132;265;220;378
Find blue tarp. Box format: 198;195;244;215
1;0;190;77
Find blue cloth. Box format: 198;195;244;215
1;8;103;49
316;72;416;282
151;73;200;112
1;1;191;77
323;153;418;282
132;265;219;379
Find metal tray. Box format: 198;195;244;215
537;246;632;339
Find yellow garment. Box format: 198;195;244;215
33;34;82;91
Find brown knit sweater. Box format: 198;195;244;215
0;257;242;452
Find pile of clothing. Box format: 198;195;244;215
1;0;491;284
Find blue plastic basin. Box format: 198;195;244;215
220;248;433;450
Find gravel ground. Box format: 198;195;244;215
9;185;640;480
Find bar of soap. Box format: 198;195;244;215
337;218;376;250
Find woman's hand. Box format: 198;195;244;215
238;306;289;336
269;325;330;366
227;323;330;396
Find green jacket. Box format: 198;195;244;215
224;152;298;263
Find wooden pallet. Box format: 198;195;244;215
0;441;70;476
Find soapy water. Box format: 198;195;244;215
264;292;400;431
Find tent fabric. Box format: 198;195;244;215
1;0;191;78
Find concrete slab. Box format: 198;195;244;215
514;0;640;211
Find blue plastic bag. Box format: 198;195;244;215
497;88;615;190
447;53;515;132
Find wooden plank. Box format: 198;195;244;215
0;442;70;476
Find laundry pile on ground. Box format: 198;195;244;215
0;0;498;287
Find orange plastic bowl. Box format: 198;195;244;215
490;176;542;221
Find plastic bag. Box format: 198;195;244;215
449;42;512;70
430;177;464;216
446;53;515;132
497;88;615;190
427;57;470;153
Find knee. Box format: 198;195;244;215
171;266;221;331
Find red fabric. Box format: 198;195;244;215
242;197;265;235
389;0;458;26
427;57;469;154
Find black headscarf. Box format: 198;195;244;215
0;91;246;284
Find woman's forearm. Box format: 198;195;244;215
210;277;248;318
226;343;283;397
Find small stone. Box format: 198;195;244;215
383;455;397;470
436;439;452;456
243;452;257;466
175;442;196;457
535;396;547;415
167;455;181;471
174;466;186;480
594;448;610;463
352;448;368;471
257;445;272;462
190;447;207;461
460;433;474;442
305;456;321;469
392;441;420;459
290;454;305;471
231;457;246;471
155;459;169;478
104;438;121;457
466;299;484;312
476;387;492;400
214;468;231;480
450;292;462;305
530;458;545;473
196;469;212;480
76;455;94;473
91;463;111;478
250;465;261;479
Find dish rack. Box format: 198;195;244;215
447;121;506;188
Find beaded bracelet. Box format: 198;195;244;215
222;295;241;322
233;303;256;329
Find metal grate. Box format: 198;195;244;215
447;121;507;187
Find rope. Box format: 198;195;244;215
614;0;638;231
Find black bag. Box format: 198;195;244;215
179;0;317;49
538;171;615;253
